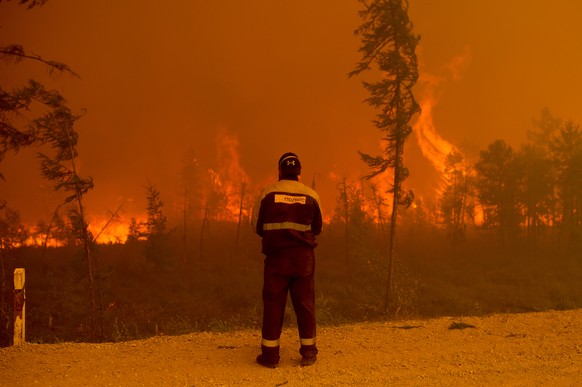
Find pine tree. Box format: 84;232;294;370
349;0;420;312
474;140;521;251
143;181;169;267
35;97;97;338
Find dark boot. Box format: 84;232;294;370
299;344;318;366
256;345;280;368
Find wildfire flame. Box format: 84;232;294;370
413;49;471;191
414;94;457;180
21;213;146;246
18;129;253;246
412;48;485;226
210;129;250;222
89;214;147;244
326;172;393;226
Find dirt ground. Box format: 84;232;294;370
1;309;581;386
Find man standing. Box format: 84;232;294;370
252;152;323;368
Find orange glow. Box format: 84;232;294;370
89;214;147;244
23;225;65;247
326;171;393;226
367;173;393;218
414;94;457;190
24;234;60;248
209;130;250;222
20;214;146;246
413;48;471;193
3;1;581;236
473;205;485;227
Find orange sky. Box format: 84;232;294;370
2;0;582;227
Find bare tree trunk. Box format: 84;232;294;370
77;199;97;338
65;126;97;340
341;177;350;270
235;180;245;251
92;240;105;340
199;202;209;260
93;205;122;242
370;183;385;238
385;179;398;314
0;251;6;339
183;187;189;266
92;205;121;340
385;136;404;314
43;205;61;253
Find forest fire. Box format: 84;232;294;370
208;129;251;223
325;169;394;227
2;2;582;364
19;214;144;246
86;131;253;243
89;215;144;244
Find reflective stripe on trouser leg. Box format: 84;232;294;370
261;338;280;348
300;337;316;346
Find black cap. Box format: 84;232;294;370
278;152;301;176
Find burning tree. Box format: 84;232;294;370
349;0;420;313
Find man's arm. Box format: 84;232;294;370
312;203;323;236
251;195;265;237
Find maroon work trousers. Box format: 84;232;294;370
261;248;316;342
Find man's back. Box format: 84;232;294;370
253;179;322;255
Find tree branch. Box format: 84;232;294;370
0;44;79;78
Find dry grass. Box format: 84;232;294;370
1;221;580;346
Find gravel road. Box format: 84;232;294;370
1;309;581;386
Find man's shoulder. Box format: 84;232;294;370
264;180;320;206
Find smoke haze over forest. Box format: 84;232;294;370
2;0;582;350
2;0;582;232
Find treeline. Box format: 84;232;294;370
438;108;582;255
0;210;580;348
9;109;581;258
314;110;581;265
1;106;581;346
408;108;580;255
1;107;581;346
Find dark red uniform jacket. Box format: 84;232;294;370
253;179;322;256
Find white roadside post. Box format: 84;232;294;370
13;268;25;346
